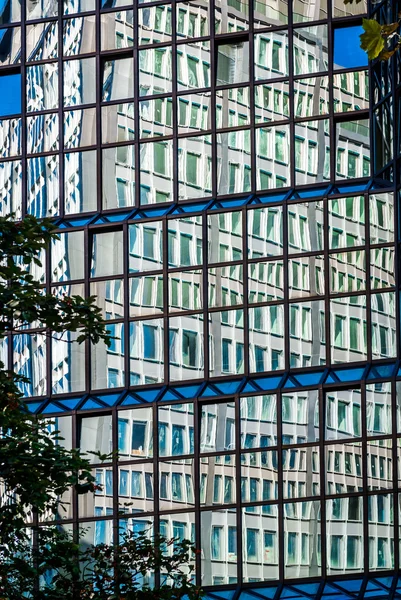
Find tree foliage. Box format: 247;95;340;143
0;215;200;600
360;17;401;61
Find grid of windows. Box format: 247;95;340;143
2;0;401;594
0;0;369;218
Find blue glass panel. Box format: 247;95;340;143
368;363;396;379
211;196;251;209
395;576;401;591
245;588;278;599
207;591;236;600
282;375;298;388
336;182;369;194
58;397;84;410
26;402;44;413
120;395;142;406
332;366;366;382
174;384;203;398
321;583;352;598
132;388;161;402
107;212;132;222
253;375;283;391
288;186;328;200
253;192;288;204
159;389;182;402
214;380;244;394
81;399;105;410
170;201;211;213
42;403;64;414
373;578;393;590
334;26;368;69
279;588;308;599
0;72;21;116
242;381;262;394
292;371;325;386
334;580;363;593
200;384;220;397
362;592;389;599
291;583;320;595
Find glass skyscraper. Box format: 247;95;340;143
1;0;401;596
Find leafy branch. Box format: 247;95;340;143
360;16;401;61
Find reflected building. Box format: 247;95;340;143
3;0;401;596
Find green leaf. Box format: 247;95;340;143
360;18;385;60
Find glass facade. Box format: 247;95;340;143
3;0;401;596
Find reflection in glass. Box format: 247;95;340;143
13;333;47;397
283;500;321;578
0;117;21;158
118;407;153;460
139;97;172;138
208;267;242;309
52;330;85;394
118;463;154;514
102;145;135;209
248;206;283;258
27;155;59;217
26;20;58;62
329;250;366;294
91;323;125;389
177;92;211;134
329;196;365;249
333;70;369;113
64;108;96;149
255;81;289;123
200;403;236;453
26;63;58;112
138;47;172;96
27;113;58;154
249;305;284;373
80;519;113;546
289;256;324;298
63;16;96;55
63;57;96;107
294;120;330;186
140;139;173;204
217;130;251;195
241;451;278;503
288;201;324;254
129;221;163;273
370;193;394;244
130;319;164;384
200;455;236;506
79;415;112;463
169;314;204;381
370;247;395;289
102;57;134;102
241;395;277;449
366;382;392;437
371;292;396;359
51;230;84;282
0;160;22;217
177;42;210;92
79;466;113;518
325;389;362;442
91;231;123;277
169;270;202;312
178;135;212;200
336;119;370;180
283;446;319;498
368;494;394;571
254;31;289;80
64;150;97;214
91;279;124;319
201;509;237;585
242;508;279;581
293;26;328;76
326;442;363;493
293;77;329;118
249;260;284;303
168;216;202;268
256;125;290;190
159;459;195;510
282;390;319;444
367;440;392;491
326;496;363;574
101;10;134;51
217;41;249;86
216;0;248;33
209;309;244;377
158;402;194;458
102;102;134;145
208;212;243;263
130;275;163;317
330;296;367;363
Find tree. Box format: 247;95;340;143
0;214;200;600
344;0;401;61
